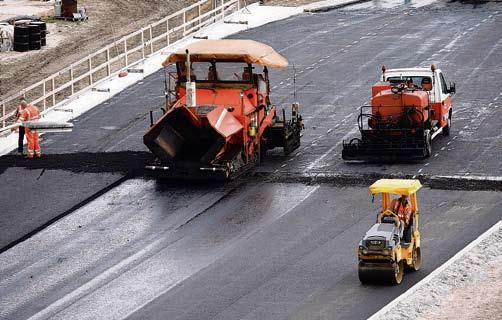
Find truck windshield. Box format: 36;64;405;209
386;76;432;88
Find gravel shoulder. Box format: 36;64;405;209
372;222;502;320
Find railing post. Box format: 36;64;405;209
70;66;74;95
183;11;186;36
166;19;170;46
149;25;154;55
106;48;111;76
124;39;129;66
221;0;225;19
198;4;202;26
42;82;47;111
2;103;5;128
51;78;56;107
88;57;93;85
237;0;240;11
141;30;146;59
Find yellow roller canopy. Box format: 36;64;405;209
369;179;422;196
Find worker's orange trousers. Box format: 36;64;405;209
25;128;41;158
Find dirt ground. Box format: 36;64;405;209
0;0;203;100
0;0;320;104
375;224;502;320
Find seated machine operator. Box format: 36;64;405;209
242;66;252;81
179;63;196;81
390;195;412;227
207;65;218;81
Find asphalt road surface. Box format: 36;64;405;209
1;1;501;319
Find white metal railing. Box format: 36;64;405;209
0;0;245;129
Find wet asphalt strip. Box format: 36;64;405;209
1;150;500;256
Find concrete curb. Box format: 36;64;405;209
303;0;372;12
367;220;502;320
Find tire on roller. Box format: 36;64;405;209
409;246;422;272
392;260;404;285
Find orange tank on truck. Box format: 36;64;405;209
370;88;430;126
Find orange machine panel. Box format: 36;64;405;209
371;89;430;123
372;82;392;97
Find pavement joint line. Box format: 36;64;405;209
259;172;502;192
367;220;502;320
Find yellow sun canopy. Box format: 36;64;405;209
369;179;422;196
162;39;289;69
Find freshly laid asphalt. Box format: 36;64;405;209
0;1;501;319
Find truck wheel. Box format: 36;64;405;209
392;260;404;285
443;113;451;136
410;246;422;271
424;130;432;157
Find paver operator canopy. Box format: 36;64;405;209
162;39;289;68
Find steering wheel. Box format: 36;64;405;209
380;209;401;228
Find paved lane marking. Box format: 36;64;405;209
303;126;358;172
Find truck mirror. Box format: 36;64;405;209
448;81;456;94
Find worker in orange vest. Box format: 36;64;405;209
16;100;41;158
390;195;412;227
